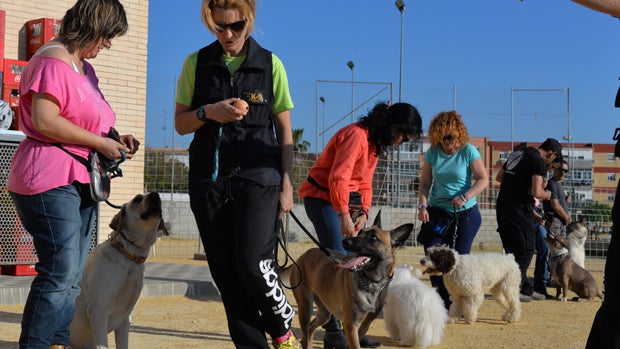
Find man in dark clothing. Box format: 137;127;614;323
496;138;563;302
544;160;571;237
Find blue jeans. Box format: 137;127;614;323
10;183;96;349
534;224;550;294
303;196;346;254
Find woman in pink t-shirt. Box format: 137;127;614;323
6;1;138;348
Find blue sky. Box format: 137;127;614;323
146;1;619;151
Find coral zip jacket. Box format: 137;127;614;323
298;123;377;214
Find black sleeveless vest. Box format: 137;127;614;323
189;37;280;195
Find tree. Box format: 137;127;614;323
144;148;189;193
293;128;311;153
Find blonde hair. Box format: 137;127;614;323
201;0;256;40
428;110;469;147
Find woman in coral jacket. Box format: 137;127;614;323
297;101;422;349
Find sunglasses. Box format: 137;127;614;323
443;134;455;142
561;168;569;173
215;20;246;33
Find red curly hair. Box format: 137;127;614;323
428;110;469;147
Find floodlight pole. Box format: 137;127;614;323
347;61;355;122
395;0;405;102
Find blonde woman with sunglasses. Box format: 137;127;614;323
174;1;298;348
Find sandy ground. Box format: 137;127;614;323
0;251;606;349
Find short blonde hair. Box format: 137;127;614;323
428;110;469;147
201;0;256;40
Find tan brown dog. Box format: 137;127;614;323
70;193;169;349
545;230;601;302
281;211;413;349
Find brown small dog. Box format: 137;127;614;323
280;211;413;349
545;230;602;302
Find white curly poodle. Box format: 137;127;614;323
383;264;448;348
419;245;521;324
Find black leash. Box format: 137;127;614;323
288;210;328;253
274;218;302;289
288;210;341;261
105;199;122;209
450;205;460;248
275;210;350;290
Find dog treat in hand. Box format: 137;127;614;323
233;99;249;112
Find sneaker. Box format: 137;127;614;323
519;293;532;302
360;335;382;348
530;292;546;301
546;279;558;288
273;331;301;349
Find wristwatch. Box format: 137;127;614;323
196;105;208;122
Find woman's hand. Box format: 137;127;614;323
340;215;357;238
352;212;367;232
97;136;129;160
119;134;140;158
205;98;248;124
451;195;467;208
417;207;429;222
278;182;293;220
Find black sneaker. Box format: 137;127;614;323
534;289;555;300
360;336;382;348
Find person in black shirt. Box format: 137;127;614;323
496;138;562;302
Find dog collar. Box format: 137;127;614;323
551;252;569;261
110;237;148;264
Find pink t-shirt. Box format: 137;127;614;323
7;56;116;195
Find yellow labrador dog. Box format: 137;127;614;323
70;192;168;349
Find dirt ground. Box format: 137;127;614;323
0;252;606;349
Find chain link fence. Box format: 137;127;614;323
0;142;613;267
142;146;614;263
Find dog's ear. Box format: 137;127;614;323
109;207;125;232
372;209;382;229
159;219;170;236
434;247;457;273
579;216;586;225
390;223;413;249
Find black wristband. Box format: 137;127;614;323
196;105;208;122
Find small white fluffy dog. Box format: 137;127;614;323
420;245;521;324
383;264;447;348
566;217;588;268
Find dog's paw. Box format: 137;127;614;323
560;297;568;302
502;313;517;323
464;316;476;325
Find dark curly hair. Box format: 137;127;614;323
358;102;422;156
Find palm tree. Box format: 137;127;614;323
292;128;311;153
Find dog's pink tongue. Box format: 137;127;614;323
336;256;370;270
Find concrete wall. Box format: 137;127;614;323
0;0;148;242
159;198;507;252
